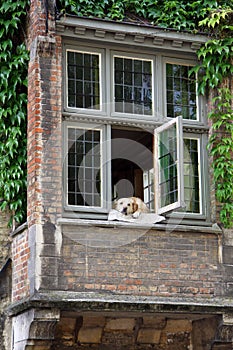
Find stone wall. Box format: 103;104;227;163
51;314;225;350
0;209;12;350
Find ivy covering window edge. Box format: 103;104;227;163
0;0;232;227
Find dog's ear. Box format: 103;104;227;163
112;199;118;209
132;201;138;213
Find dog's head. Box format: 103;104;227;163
113;197;138;216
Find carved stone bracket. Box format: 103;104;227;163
211;313;233;349
12;308;60;350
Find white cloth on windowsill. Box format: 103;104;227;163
108;209;165;224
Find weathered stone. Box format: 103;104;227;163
165;319;192;333
192;316;220;350
56;317;76;334
137;328;161;344
78;327;102;344
143;316;166;329
223;246;233;265
82;315;105;327
105;318;136;331
212;343;233;350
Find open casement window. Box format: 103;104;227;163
154;116;185;215
64;116;198;220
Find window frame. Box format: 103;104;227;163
111;51;155;119
63;121;111;215
162;57;204;125
154;116;185;215
64;45;106;115
166;132;209;221
62;44;210;223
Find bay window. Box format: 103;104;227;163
63;45;208;223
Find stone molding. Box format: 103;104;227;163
56;15;208;53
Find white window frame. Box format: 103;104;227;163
167;133;208;221
111;51;155;120
154;116;185;215
63;122;111;214
62;46;209;223
163;57;201;123
64;46;105;115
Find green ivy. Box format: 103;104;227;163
58;0;227;30
208;88;233;227
0;0;29;225
191;7;233;94
1;0;232;227
193;7;233;227
58;0;233;227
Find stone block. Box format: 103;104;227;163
165;319;192;333
137;328;161;344
82;315;105;327
105;318;136;331
223;229;233;246
57;317;76;334
78;327;102;344
143;316;166;329
223;246;233;265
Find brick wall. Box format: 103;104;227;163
27;0;62;227
11;227;30;302
54;227;223;298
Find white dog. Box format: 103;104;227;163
113;197;149;218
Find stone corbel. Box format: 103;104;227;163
12;308;60;350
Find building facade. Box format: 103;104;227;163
1;0;233;349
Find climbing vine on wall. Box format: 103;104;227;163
59;0;233;228
0;0;29;225
58;0;228;31
192;7;233;228
1;0;232;227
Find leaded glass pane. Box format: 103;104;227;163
114;57;153;115
166;63;197;120
183;138;200;213
154;116;184;215
67;51;100;109
158;126;178;208
67;128;101;207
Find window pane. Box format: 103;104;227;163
154;116;184;214
183;138;200;213
67;128;101;207
166;63;197;120
67;51;100;109
114;57;153;115
158;127;178;208
143;168;154;210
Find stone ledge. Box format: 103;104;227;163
7;291;233;317
57;217;222;235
